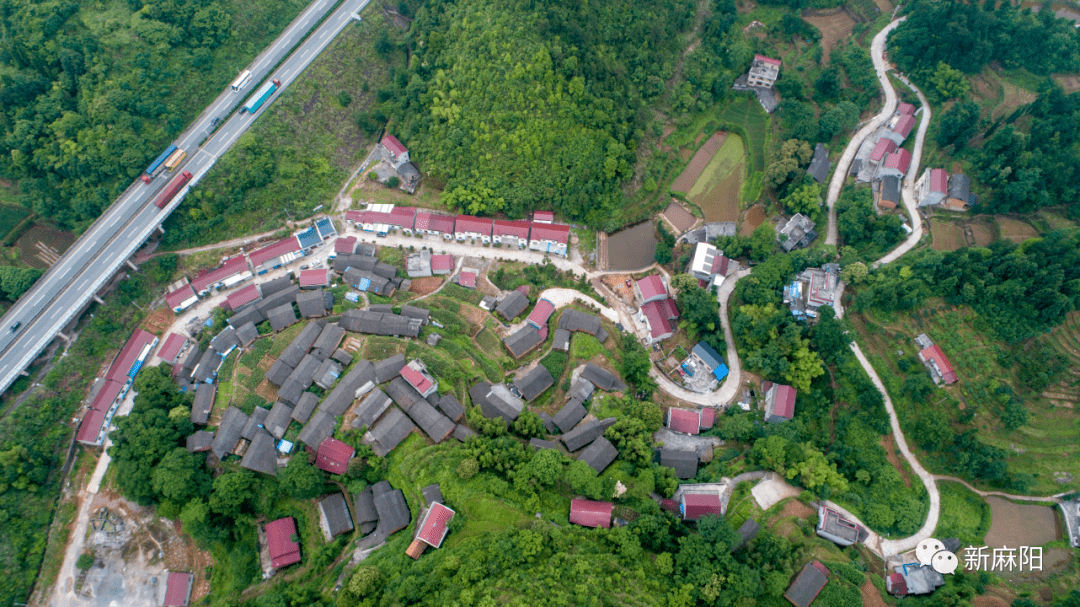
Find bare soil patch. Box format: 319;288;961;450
969;221;996;246
880;433;912;488
601;274;636;304
930;219;966;252
672;132;726;193
698;169;742;222
860;580;890;607
409;276;444;296
996;217;1038;243
739;205;766;236
662;201;697;233
974;597;1011;607
143;309;174;336
803;12;857;64
985;497;1060;548
777;499;815;520
680;148;693;161
1054;74;1080;93
255;378;279;402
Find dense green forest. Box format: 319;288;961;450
0;0;311;231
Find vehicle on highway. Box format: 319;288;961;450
211;117;221;127
141;144;177;184
154;170;194;209
9;322;20;333
163;148;187;171
241;79;281;114
230;69;253;92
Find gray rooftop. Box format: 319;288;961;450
581;363;627;392
288;353;322;390
386;376;422;411
191;383;216;425
538;411;556;434
373;487;410;537
313;358;343;391
785;562;830;607
422;483;443;506
228;306;265;329
186;430;214;453
321;360;376;417
579;436;618;473
319;492;354;538
732;519;759;552
373;354;406;383
266;359;294;387
268;303;299;332
259;275;293;298
297;289;331;318
369;407;415;456
437;394;465;423
235;322;259;347
192;349;221;383
339;309;422;338
311;323;346;361
296;410;335;448
256;284;301;317
210;325;240;354
552;397;587;433
354;486;378;534
352;388;393;430
567;378;595;402
241;406;270;440
503;325;543;358
471;382;524;423
530;438;561;451
495;291;529;321
264;401;294;439
291;391;319;424
660;448;698;479
880;174;901;203
562;417;617;452
332;348;353;365
334;254;376;274
403;399;455;443
552;328;571;351
211;407;248;460
807;143;831;183
240;429;278;476
514;366;554;402
452;424;476;441
400;305;430;323
557;309;601;335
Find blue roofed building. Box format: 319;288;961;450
690;342;728;381
296;227;321;250
315;217;337;240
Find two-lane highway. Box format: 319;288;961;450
0;0;371;394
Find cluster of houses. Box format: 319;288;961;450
75;329;159;446
913;168;975;211
496;292;611;358
345;206;571;257
783;263;841;321
164;217;338;312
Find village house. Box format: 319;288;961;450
763;381;796;423
673;484;723;521
401;359;438;398
784;561;830;607
528;222;570;256
807;143;831;184
915;168;949;207
877;148;913;180
878;174;901;210
569;499;614;529
915;334;958;385
492;220;531;248
783;263;841;320
406;502;456;559
944;173;976;211
816;506;867;546
454;215;493;243
777;214;817;252
687;242;740;289
163;572;194;607
634;275;680;345
264;516;302;570
732;55;782;112
318;493;354;540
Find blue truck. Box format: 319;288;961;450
241;79;281;114
142;144;177;184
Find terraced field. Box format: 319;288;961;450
1040;310;1080;409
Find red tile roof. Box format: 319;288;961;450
711;255;731;276
493;220;531;239
527;299;555;327
416;502;455;548
537;325;548;341
348;210;391;225
533;210;554;223
382;134;408;158
401;364;434;395
682;492;722;520
755;54;782;66
660;498;680;514
76;409;107;443
431;254;453;272
158;333;188;364
569;499;613;528
887;572;908;596
668;409;700;435
89;380;125;412
920;344;958;384
897;102;916;116
869;138;897;162
335;235;357;254
315;438;355;475
459;271;476;288
529;222;570;244
455;215;493;236
930;168;948;193
415;211;455;234
659;297;679;320
107;329;158;384
636;275;667;302
299;269;330;287
699;407;715;429
249;237;301;268
265;517;302;568
892;114;916;139
224;284;261;310
389;206;417;228
770;384;797;420
641;300;674;340
882;149;912;175
165;284;198;310
191;256;250;292
163;572;193;607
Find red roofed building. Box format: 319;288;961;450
163;572;194;607
897;102;916;116
335;235;357;254
76;409;108;446
89;379;126;413
431;254;453;275
764;382;796;423
493;220;531;248
916;167;950;208
315;437;355;474
667;408;700;434
414;211;455;237
454;215;493;243
191;256;251;294
891;114;916;141
528;222;569;257
299;269;330;288
569;499;613;528
533;210;554;223
680;491;722;520
165;284;198;313
381;134;409;166
660;498;680;514
634;274;668;305
158;333;188;365
527;299;555;329
249;237;301;270
869;138;897;164
641;300;675;344
224;284;262;310
389;206;417;231
918;344;957;385
699;407;715;430
265;517;302;569
458;270;477;289
749;55;782;88
886;572;909;596
878;148;913;179
414;502;455;551
107;329;159;385
402;359;438;397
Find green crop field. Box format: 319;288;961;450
933;481;992;546
719;99;769;172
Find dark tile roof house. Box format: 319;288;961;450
264;401;294;439
526;299;556;329
503;325;543;358
879;174;901;209
784;561;830;607
453;424;476;441
402;399;455;443
578;436;618;473
211;407;248;459
296;410;336;448
537;411;557;433
568;377;595;402
661;448;699;479
887;564;946;596
311;323;345;360
192;348;222;384
312;358;343;390
256;285;301;317
354;486;379;534
321;360;376;417
191;383;216;425
437;394;465;423
569;499;613;529
807;143;831;183
260;275;294;298
372;261;399;280
210;326;240;354
581;363;627;392
514;366;554;402
332;349;353;365
470;382;525;423
292;392;319;424
174;346;201;382
552;328;571;351
369;407;416;456
530;437;561;450
240;429;278;476
224;284;262;311
235;322;259;347
318;493;355;540
268;303;299;331
163;572;193;607
400;305;430;325
374;354;406;383
562;417;617;452
946;173;973;209
422;483;443;506
241;406;271;440
680;491;722;521
339;310;422;338
157;333;188;365
415;502;455;549
764;382;797;423
495;291;529;321
667;408;701;435
285;353;321;391
373;484;411;537
557;309;601;335
352;388;393;430
356;242;377;257
266;359;294;387
386;376;422;410
186;430;214;453
731;519;760;552
296;290;331;318
334;254;376;274
265;517;302;569
315;437;355;474
816;506;866;546
553;398;587;433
